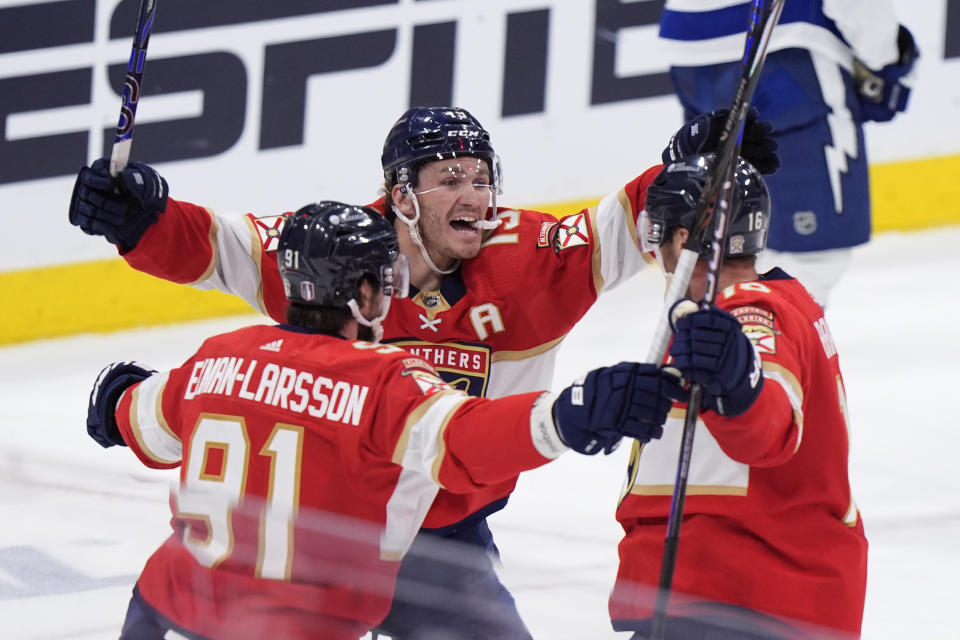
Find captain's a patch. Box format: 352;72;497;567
731;305;778;355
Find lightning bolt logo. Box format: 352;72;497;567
812;56;859;214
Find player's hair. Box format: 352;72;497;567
285;302;353;333
381;177;397;221
284;272;380;334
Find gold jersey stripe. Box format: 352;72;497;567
491;334;566;362
588;204;604;295
126;384;180;466
630;484;748;496
241;213;269;316
392;390;463;466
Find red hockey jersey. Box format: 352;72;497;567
114;323;562;639
122;169;660;529
610;269;868;637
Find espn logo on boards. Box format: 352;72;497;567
0;0;680;185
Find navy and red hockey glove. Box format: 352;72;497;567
855;25;919;123
552;362;687;455
669;301;763;417
663;106;780;175
69;158;168;251
87;361;156;448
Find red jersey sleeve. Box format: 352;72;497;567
115;367;185;470
542;163;662;296
123;198;294;321
702;281;807;467
124;198;220;285
701;376;796;466
361;352;558;494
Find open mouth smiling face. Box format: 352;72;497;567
414;158;497;258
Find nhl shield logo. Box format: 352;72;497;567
792;211;817;236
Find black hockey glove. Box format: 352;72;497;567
855;25;919;123
69;158;168;251
662;106;780;175
552;362;686;455
87;361;156;448
669;301;763;417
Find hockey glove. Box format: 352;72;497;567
69;158;168;251
662;106;780;175
669;301;763;417
854;25;919;123
87;361;156;448
552;362;687;455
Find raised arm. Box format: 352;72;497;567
69;157;289;319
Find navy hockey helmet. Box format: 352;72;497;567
640;154;770;259
381;106;500;190
277;201;409;307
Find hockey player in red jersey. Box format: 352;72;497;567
69;106;778;638
611;155;868;639
83;201;687;640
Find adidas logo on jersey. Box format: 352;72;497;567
259;339;284;352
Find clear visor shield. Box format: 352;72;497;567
638;208;665;254
413;157;502;222
380;253;410;299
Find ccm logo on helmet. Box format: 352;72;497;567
447;129;483;138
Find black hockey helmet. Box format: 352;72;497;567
277;201;408;307
640;154;770;259
381;106;500;191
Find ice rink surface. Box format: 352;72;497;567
2;227;958;639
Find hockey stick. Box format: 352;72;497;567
649;1;784;638
109;0;158;177
645;0;782;367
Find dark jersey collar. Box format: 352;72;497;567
408;265;468;307
759;266;793;281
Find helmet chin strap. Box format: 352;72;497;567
347;296;391;343
393;192;459;275
651;247;676;297
653;248;668;276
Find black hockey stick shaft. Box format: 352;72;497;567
644;0;781;367
109;0;158;176
647;0;782;371
650;1;784;638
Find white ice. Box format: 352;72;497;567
2;227;958;639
